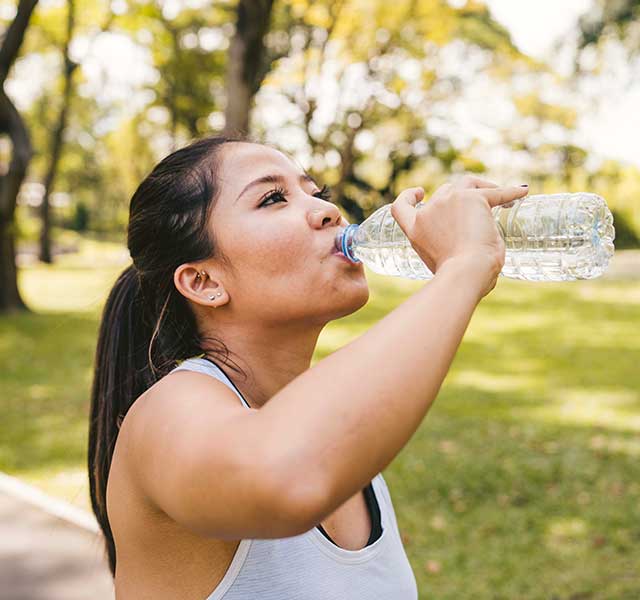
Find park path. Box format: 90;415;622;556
0;489;114;600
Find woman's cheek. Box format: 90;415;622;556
253;238;304;275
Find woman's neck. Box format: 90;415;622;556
202;320;325;409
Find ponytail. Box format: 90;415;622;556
88;261;238;576
88;264;152;576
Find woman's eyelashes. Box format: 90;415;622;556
258;184;333;207
314;184;333;202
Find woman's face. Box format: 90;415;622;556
209;142;369;326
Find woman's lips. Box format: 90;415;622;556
331;250;357;264
328;231;360;265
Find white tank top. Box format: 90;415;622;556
169;357;419;599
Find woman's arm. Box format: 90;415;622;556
257;257;487;526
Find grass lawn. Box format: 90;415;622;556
1;237;639;599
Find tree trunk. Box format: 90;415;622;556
0;89;32;313
223;0;275;136
39;0;76;264
0;215;24;312
0;0;39;314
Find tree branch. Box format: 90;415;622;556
0;0;39;87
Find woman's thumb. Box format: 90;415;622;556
390;187;424;229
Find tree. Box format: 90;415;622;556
577;0;640;53
116;0;231;147
0;0;39;314
253;0;528;221
35;0;115;262
575;0;640;79
38;0;78;263
224;0;276;136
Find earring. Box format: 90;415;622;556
208;292;222;301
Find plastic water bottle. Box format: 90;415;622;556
334;193;615;281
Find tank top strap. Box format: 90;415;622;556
171;356;251;409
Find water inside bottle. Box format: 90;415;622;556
494;193;615;281
345;192;615;281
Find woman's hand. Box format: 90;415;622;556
390;175;529;298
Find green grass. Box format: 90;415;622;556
1;239;639;599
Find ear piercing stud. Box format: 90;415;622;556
195;270;207;280
208;292;222;301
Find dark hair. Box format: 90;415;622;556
88;135;248;577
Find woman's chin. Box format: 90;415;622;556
332;281;370;317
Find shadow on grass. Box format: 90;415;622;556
0;311;99;474
388;386;640;599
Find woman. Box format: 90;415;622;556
88;135;528;598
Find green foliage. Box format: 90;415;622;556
587;160;640;235
2;237;639;598
513;94;578;129
611;209;640;249
578;0;640;52
9;0;640;244
115;0;230;138
455;1;519;57
69;200;90;231
256;0;532;223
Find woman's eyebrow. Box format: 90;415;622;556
234;173;318;204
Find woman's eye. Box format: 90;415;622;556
314;184;333;202
259;188;287;208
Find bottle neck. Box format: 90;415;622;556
340;224;361;263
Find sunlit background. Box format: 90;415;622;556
0;1;639;599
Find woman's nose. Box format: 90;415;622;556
308;202;343;229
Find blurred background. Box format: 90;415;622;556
0;1;638;599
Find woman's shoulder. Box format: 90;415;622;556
119;359;245;450
145;358;237;406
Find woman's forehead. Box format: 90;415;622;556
218;143;301;195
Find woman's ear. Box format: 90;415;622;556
174;264;229;309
